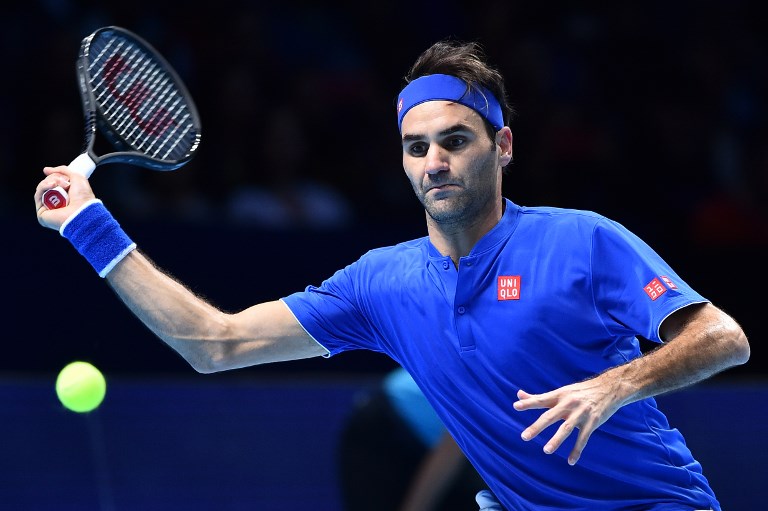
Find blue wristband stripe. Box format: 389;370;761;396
60;200;136;278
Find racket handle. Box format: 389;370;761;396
41;153;97;210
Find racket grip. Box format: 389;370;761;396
41;153;97;210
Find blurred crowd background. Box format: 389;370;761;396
2;0;766;377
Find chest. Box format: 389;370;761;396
375;245;603;366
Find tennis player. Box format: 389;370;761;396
35;40;749;510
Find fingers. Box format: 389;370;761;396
36;164;95;209
514;388;546;410
37;166;76;201
567;429;593;466
519;404;562;442
515;389;560;442
42;165;71;177
542;419;575;454
514;387;598;466
542;420;595;466
35;172;70;199
35;166;81;231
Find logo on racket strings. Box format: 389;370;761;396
103;55;176;137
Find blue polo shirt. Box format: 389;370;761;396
282;199;718;511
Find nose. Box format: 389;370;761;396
425;145;449;175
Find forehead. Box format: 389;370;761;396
400;100;485;136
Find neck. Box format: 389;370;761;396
427;198;504;267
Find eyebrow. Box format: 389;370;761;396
401;123;472;144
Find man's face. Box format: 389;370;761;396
400;101;510;228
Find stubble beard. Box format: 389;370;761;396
417;181;495;232
410;145;501;231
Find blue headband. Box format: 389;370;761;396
396;74;504;133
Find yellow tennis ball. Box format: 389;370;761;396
55;361;106;413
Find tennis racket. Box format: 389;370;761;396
42;26;202;210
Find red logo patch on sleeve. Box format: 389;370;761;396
644;277;667;301
660;275;677;289
497;276;521;301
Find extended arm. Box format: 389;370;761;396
106;251;327;372
35;166;327;373
514;302;749;465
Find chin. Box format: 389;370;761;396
424;198;468;224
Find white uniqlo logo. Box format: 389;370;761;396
497;276;521;301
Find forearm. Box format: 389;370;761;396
602;303;750;406
105;250;327;372
106;249;231;372
514;303;749;465
36;170;325;372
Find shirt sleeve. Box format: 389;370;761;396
590;218;708;343
281;259;385;356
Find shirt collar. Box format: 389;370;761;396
426;198;522;261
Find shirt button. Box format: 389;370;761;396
457;306;466;314
466;261;473;267
442;261;450;270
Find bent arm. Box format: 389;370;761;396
106;250;327;373
35;166;326;373
611;301;750;403
515;302;749;464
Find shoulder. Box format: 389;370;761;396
322;236;430;290
516;204;612;238
509;205;650;258
519;204;606;225
356;236;430;268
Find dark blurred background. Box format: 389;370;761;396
2;0;767;509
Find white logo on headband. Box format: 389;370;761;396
397;98;404;114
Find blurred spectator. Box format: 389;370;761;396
338;367;485;511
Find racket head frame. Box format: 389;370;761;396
76;26;202;171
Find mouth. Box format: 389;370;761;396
426;183;460;194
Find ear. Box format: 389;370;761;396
496;127;513;166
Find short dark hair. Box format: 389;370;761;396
404;40;514;139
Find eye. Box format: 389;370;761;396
407;142;428;157
445;136;466;150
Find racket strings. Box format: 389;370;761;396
100;48;188;156
88;36;197;161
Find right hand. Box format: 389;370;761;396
34;165;97;231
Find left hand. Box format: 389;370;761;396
513;375;624;466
